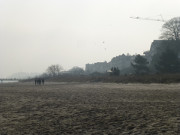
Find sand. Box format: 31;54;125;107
0;82;179;134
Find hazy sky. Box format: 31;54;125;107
0;0;180;77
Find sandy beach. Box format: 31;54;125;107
0;82;179;134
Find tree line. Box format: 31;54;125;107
42;17;180;77
132;17;180;74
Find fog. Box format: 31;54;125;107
0;0;180;78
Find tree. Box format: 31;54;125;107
149;40;180;72
46;64;63;77
110;67;120;76
160;17;180;40
68;66;84;75
131;54;149;74
155;49;180;73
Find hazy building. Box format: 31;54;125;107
146;40;180;63
85;61;109;73
85;54;135;74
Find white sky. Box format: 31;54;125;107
0;0;180;77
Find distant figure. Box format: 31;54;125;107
35;78;39;85
38;79;41;85
35;78;42;85
42;78;44;85
35;79;37;85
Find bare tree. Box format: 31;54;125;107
46;64;63;77
160;17;180;40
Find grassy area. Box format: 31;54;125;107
0;82;179;134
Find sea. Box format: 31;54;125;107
0;80;19;84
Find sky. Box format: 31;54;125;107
0;0;180;78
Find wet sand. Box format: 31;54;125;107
0;82;179;134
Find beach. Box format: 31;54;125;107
0;82;179;134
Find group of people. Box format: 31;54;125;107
35;78;45;85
